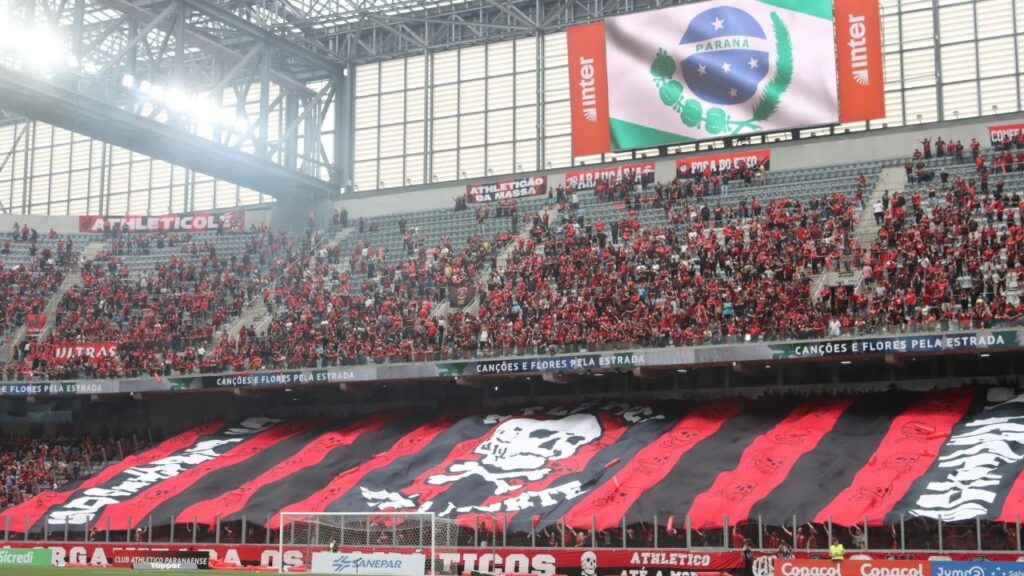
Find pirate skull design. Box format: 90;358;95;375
580;551;598;576
426;413;602;495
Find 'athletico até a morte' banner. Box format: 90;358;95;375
7;389;1024;535
565;162;656;190
676;149;770;177
78;211;245;233
466;176;547;204
987;122;1024;146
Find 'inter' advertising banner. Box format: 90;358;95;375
568;0;885;155
676;149;770;177
466;176;547;204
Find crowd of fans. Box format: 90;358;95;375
0;432;143;511
4;138;1024;376
817;136;1024;337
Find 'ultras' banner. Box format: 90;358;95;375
676;149;770;177
26;341;118;363
988;123;1024;146
78;211;245;233
466;176;547;204
568;0;857;153
565;162;656;189
8;388;1024;534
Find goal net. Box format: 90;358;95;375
278;512;461;575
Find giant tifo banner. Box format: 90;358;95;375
565;162;656;190
467;176;547;204
676;149;770;177
6;389;1024;535
987;123;1024;146
567;0;884;155
2;544;1023;573
78;211;245;233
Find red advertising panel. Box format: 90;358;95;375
26;342;118;363
835;0;886;122
78;211;245;233
988;123;1024;146
564;162;656;190
676;149;771;178
567;22;611;157
775;559;931;576
26;314;46;335
0;543;1003;573
466;176;547;204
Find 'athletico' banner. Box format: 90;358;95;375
78;211;245;233
567;0;875;153
676;149;770;177
988;123;1024;146
565;162;656;189
7;389;1024;534
466;176;547;204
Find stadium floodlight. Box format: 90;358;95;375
121;74;135;88
163;86;188;112
82;61;98;75
20;25;63;70
232;117;249;133
138;80;152;94
149;84;166;103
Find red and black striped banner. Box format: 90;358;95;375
7;389;1024;532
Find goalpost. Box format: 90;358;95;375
278;512;461;575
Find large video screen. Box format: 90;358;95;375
568;0;883;155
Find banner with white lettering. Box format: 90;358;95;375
565;162;656;190
676;149;770;178
466;176;547;204
27;341;118;364
78;211;245;233
890;391;1024;522
988;123;1024;146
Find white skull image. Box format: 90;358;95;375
427;413;602;495
580;551;598;576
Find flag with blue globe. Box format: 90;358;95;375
679;6;770;106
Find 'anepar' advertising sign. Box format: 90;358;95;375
466;176;547;204
565;162;656;190
78;211;245;233
676;149;770;178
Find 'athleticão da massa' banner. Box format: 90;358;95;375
466;176;547;204
567;0;885;155
676;149;770;177
78;211;245;233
